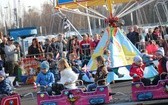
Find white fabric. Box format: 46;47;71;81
60;67;78;89
4;44;17;61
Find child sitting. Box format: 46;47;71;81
68;53;82;73
52;58;78;95
46;53;60;82
87;56;108;91
103;49;124;78
141;49;155;66
130;55;151;86
152;49;168;85
69;53;94;84
36;61;55;95
0;70;14;101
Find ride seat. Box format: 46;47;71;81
76;80;87;92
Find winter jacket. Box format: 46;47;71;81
95;65;108;85
4;44;17;62
60;67;78;89
0;78;13;95
36;71;55;87
158;57;168;75
130;63;145;82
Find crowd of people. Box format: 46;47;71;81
127;25;168;86
126;25;168;55
0;24;168;99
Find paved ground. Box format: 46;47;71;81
14;81;168;105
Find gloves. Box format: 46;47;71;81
133;74;138;77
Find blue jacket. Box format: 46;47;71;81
36;71;55;87
0;78;13;95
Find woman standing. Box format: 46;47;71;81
28;38;43;57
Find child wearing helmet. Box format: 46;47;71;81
130;55;151;86
36;61;55;95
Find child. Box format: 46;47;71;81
0;70;14;101
152;49;168;85
58;58;78;89
46;53;60;82
141;49;155;66
52;58;78;95
103;49;124;78
69;53;94;84
69;53;82;73
130;55;151;86
87;56;108;91
36;61;55;95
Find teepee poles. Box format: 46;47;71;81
57;10;83;39
77;3;107;19
118;0;155;18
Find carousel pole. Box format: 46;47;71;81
106;0;113;18
86;8;92;36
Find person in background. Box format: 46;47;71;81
53;34;67;58
130;55;151;86
91;34;100;50
46;53;59;82
0;36;8;65
36;61;55;95
146;40;159;55
44;38;53;57
28;38;43;57
0;70;14;101
69;53;82;71
133;26;141;46
80;34;92;66
139;28;146;50
145;28;153;42
87;56;108;91
152;27;161;42
141;49;155;66
127;26;134;41
67;36;80;58
4;37;19;76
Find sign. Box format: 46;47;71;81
58;0;74;4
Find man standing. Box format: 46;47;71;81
53;34;67;58
4;37;19;76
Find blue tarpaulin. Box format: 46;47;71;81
8;27;37;39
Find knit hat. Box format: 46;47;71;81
0;70;6;77
133;55;142;63
156;49;164;56
40;61;49;71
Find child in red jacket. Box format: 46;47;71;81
130;55;151;86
